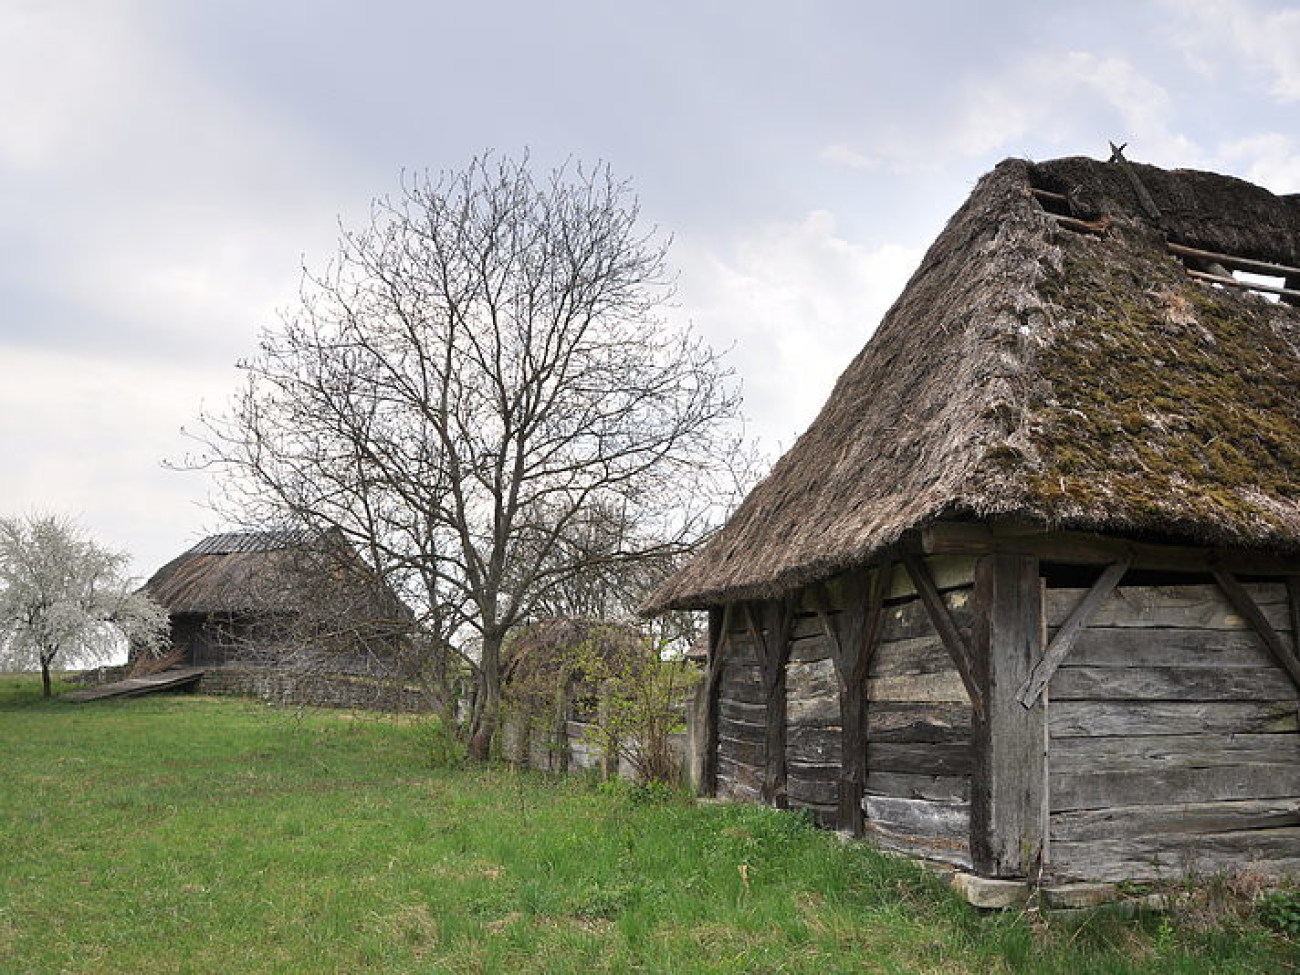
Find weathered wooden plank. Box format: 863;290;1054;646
868;672;970;703
786;657;838;700
718;674;767;706
865;823;972;869
1051;829;1300;883
1050;700;1300;738
1213;569;1300;693
717;707;764;738
815;558;975;609
786;725;842;765
786;770;839;806
868;741;973;777
717;733;765;767
866;772;971;802
1050;666;1298;702
1051;733;1300;774
1018;561;1129;708
717;758;762;803
869;636;955;677
787;626;831;663
969;552;1047;878
923;521;1300;578
1057;627;1275;668
868;702;973;743
903;556;983;714
865;796;971;842
1045;583;1290;631
1051;764;1300;812
786;690;841;726
1289;577;1300;657
717;715;765;743
718;698;766;724
1051;799;1300;842
879;592;975;644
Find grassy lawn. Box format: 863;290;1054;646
0;676;1295;974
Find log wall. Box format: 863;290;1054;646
863;588;974;867
785;614;839;826
715;625;766;803
1046;581;1300;882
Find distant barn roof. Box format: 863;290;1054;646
182;530;312;556
647;154;1300;612
142;529;403;620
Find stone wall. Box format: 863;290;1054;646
199;666;434;713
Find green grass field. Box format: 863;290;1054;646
0;676;1294;974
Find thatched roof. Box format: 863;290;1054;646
142;529;402;620
648;154;1300;611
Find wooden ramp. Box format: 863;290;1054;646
63;667;206;703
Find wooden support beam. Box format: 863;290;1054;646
1016;561;1130;708
1168;241;1300;281
1212;570;1300;694
1289;577;1300;658
700;604;732;797
902;555;983;717
1186;269;1300;301
1051;213;1111;236
921;521;1300;577
744;599;795;809
817;566;889;834
970;552;1047;879
1030;186;1069;206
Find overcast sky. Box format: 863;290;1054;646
3;0;1299;580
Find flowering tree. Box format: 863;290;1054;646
0;514;169;696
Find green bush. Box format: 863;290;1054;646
1258;888;1300;938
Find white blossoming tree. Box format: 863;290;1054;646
0;514;170;697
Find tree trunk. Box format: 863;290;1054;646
469;629;505;760
41;660;52;698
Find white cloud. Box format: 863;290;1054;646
1215;133;1300;193
1160;0;1300;101
675;213;921;453
947;51;1199;165
819;144;880;170
824;48;1197;174
0;345;230;578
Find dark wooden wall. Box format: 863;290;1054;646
704;553;1300;883
1046;580;1300;881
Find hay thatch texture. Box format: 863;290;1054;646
142;531;319;616
648;156;1300;611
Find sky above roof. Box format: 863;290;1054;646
3;0;1299;580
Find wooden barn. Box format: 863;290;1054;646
140;530;411;670
645;153;1300;884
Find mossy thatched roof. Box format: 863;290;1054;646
142;530;409;623
648;155;1300;611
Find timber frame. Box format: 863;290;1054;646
697;521;1300;883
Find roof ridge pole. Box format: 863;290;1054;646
1108;141;1163;223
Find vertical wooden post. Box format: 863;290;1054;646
746;599;795;809
700;605;728;798
819;567;887;835
970;552;1047;878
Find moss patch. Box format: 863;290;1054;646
1023;232;1300;537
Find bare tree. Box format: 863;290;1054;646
0;514;169;697
189;154;744;757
